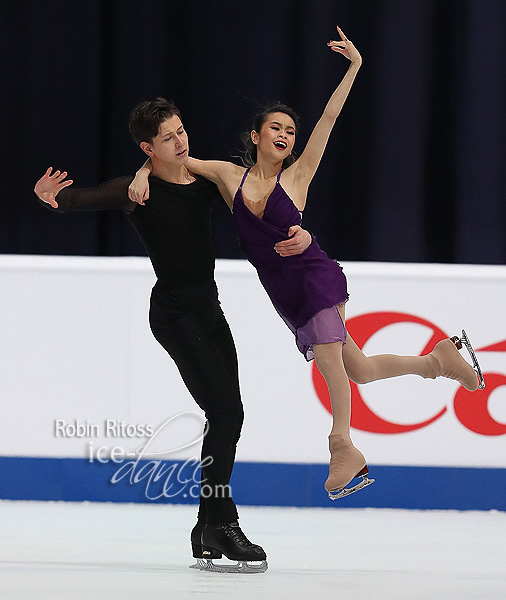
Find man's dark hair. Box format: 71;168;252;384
129;97;181;145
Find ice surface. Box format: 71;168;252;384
0;501;505;599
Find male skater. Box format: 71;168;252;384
34;98;311;572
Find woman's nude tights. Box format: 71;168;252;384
313;304;437;438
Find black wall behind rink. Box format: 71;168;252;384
1;0;505;264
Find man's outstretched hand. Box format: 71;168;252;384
34;167;73;208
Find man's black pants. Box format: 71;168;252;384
149;279;243;524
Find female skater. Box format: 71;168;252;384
130;27;481;498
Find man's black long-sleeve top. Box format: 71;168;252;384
40;175;220;291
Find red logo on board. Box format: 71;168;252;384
312;312;506;436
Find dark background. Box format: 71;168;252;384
1;0;505;264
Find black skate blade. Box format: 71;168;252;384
328;474;375;501
189;558;268;573
460;329;485;390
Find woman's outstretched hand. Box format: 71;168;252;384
34;167;73;208
327;25;362;66
129;168;150;205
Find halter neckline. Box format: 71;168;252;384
239;168;283;189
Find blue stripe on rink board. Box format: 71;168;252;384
0;457;504;511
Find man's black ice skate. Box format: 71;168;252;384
190;520;206;559
190;521;268;573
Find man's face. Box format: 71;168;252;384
145;115;189;165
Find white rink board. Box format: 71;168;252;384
0;255;504;468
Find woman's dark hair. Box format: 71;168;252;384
129;97;181;145
241;102;300;168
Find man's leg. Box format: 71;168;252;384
149;302;243;524
149;285;266;567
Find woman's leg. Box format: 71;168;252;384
343;334;438;384
313;305;367;492
341;306;478;390
313;340;350;438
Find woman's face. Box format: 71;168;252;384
253;112;296;162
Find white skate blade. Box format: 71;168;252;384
460;329;485;390
328;474;375;501
190;558;268;573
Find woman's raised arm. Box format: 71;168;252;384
293;26;362;186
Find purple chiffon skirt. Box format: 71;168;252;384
279;302;348;362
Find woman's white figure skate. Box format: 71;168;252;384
429;330;485;391
453;330;485;390
325;435;375;501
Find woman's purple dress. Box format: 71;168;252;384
233;168;348;361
